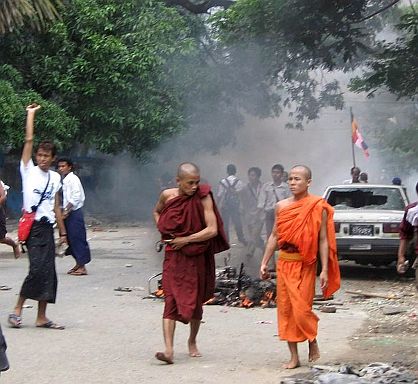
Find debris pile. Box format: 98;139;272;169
205;264;276;308
346;283;417;336
282;362;418;384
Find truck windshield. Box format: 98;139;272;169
326;188;405;210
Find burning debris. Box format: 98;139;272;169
143;272;165;299
205;263;277;308
145;262;277;307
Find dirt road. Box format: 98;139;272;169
0;225;416;383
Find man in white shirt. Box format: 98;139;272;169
8;104;66;330
57;157;91;276
257;164;291;239
217;164;247;245
0;180;20;258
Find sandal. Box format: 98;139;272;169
67;265;79;274
8;314;22;328
36;321;65;330
69;270;87;276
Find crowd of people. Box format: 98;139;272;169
216;163;291;257
0;104;416;373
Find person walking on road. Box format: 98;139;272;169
240;167;264;257
8;104;66;330
260;165;340;369
217;164;247;245
397;181;418;289
153;162;229;364
258;163;290;239
0;180;20;258
57;157;91;276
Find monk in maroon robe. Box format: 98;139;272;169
153;162;229;364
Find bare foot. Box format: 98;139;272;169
155;352;174;364
188;340;202;357
283;358;300;369
308;339;320;362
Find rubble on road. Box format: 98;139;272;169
319;306;337;313
382;306;408;315
0;285;11;291
281;362;418;384
353;282;417;336
346;290;401;300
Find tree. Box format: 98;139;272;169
1;0;415;162
203;0;418;172
210;0;406;124
0;64;78;151
0;0;63;34
350;11;418;98
165;0;234;13
349;8;418;170
0;0;197;159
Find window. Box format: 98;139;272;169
327;188;405;211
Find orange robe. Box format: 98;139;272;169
276;195;340;342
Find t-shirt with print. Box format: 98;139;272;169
20;159;62;223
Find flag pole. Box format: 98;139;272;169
350;106;356;167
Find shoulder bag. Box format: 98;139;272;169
18;172;51;243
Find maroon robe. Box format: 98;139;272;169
157;184;229;323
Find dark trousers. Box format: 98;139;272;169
221;207;245;242
20;221;57;303
64;208;91;266
0;325;9;372
265;209;275;239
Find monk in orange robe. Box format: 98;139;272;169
153;162;229;364
260;165;340;369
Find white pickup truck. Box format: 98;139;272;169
322;184;411;267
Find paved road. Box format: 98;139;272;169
0;226;366;384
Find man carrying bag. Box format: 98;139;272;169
8;104;67;330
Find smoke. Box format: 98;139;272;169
78;20;418;232
84;76;417;221
74;59;418;277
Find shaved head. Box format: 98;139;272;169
177;162;200;179
291;165;312;180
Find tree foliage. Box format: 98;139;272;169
0;64;77;151
164;0;234;13
350;11;418;98
208;0;418;171
349;7;418;171
0;0;196;159
210;0;403;123
0;0;416;163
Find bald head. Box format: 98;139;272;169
177;162;200;179
291;165;312;180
